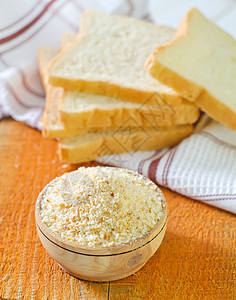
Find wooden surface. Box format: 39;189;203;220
0;119;235;299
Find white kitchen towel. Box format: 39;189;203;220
0;0;235;213
97;121;236;214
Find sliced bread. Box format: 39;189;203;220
37;47;59;91
42;85;89;138
38;47;163;137
61;33;76;50
38;48;154;137
59;124;193;163
61;90;199;129
43;84;164;138
38;47;199;136
38;48;93;137
48;10;185;106
146;8;236;131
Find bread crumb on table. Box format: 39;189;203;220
40;166;165;247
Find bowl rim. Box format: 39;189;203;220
35;174;167;256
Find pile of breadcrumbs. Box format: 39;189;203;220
40;166;164;247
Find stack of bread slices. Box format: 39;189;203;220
38;10;200;164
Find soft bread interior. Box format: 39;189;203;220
149;8;236;113
48;10;185;105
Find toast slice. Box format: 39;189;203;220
38;47;59;91
61;90;199;129
61;33;76;50
42;85;91;138
38;47;199;137
39;48;155;138
48;10;185;106
43;84;164;138
59;124;193;163
38;47;160;137
146;8;236;131
38;48;95;137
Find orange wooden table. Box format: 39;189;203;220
0;119;235;299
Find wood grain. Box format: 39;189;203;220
0;119;235;299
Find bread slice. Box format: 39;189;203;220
61;91;199;129
38;47;59;91
38;34;76;92
48;10;186;106
42;85;91;138
38;47;199;137
38;48;152;138
58;35;199;128
146;8;236;131
38;47;160;137
61;33;76;50
59;124;193;163
38;48;94;137
38;44;193;162
43;84;164;138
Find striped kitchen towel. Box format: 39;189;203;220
97;120;236;214
0;0;235;213
0;0;135;128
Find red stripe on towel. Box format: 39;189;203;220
0;0;56;45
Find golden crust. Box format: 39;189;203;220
42;125;88;139
145;54;202;101
59;125;193;164
60;95;199;129
43;85;198;137
196;91;236;131
49;75;184;106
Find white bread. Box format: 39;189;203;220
37;47;59;90
59;124;193;163
38;49;155;137
58;35;199;128
38;47;163;137
61;91;199;129
42;84;162;138
48;10;186;106
61;33;76;50
38;47;94;137
38;47;199;137
42;86;91;138
146;8;236;131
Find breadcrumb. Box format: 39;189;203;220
40;167;164;246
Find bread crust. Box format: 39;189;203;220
145;56;202;101
59;125;193;163
60;93;199;129
196;91;236;131
43;84;198;137
49;75;184;106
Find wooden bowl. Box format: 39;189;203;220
35;182;167;282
